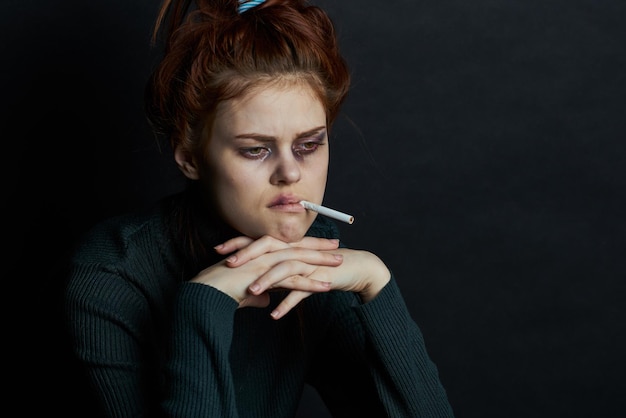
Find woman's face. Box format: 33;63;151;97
198;81;329;242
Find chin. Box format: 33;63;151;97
269;222;309;243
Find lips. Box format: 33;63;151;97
268;194;305;209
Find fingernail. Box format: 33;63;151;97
249;283;261;293
214;244;224;251
226;255;237;263
334;254;343;261
270;310;280;318
322;281;332;287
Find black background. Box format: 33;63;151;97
4;0;625;417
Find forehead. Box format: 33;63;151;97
214;81;326;134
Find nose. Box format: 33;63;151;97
270;151;301;185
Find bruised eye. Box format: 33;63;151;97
240;147;271;160
294;141;324;156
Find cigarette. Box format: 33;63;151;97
300;200;354;225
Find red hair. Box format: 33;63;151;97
145;0;351;152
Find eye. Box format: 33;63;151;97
294;140;324;156
240;147;271;160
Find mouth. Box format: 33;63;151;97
268;195;306;212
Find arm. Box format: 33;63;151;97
65;266;243;418
162;236;345;416
161;283;240;417
64;266;165;417
211;234;454;415
356;277;454;416
309;277;455;418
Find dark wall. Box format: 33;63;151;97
4;0;625;417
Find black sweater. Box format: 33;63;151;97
64;191;454;417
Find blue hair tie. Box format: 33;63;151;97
238;0;266;14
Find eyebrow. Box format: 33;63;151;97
234;126;327;142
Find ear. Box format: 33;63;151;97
174;145;200;180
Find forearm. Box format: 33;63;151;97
64;270;161;417
162;282;240;417
354;277;455;417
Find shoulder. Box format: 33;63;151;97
64;196;181;308
70;196;177;267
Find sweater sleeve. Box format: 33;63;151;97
65;260;167;418
309;276;455;418
355;277;454;417
65;262;240;418
161;282;240;417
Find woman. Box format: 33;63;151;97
64;0;455;416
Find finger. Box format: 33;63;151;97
259;273;332;294
238;292;270;309
270;290;313;320
214;236;254;255
248;259;335;295
225;236;340;267
292;237;340;251
220;235;288;265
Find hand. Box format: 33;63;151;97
220;237;391;319
191;236;344;316
313;248;391;302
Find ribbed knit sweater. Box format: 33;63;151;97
64;191;454;417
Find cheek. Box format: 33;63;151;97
212;164;263;202
310;154;329;184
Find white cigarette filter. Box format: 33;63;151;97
300;200;355;225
